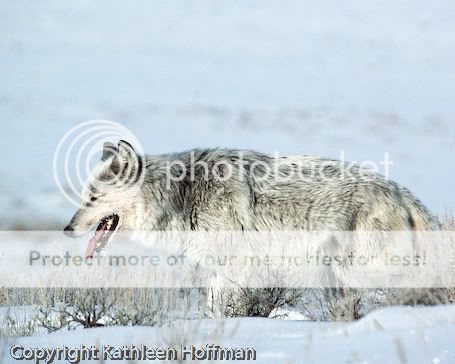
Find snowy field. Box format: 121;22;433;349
0;0;455;228
1;1;455;362
1;305;455;363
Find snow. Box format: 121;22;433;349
0;1;455;228
1;305;455;363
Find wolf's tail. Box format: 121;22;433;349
407;198;438;231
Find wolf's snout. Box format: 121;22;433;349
63;225;76;238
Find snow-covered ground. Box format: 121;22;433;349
1;305;455;363
0;1;455;228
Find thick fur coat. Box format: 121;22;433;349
65;141;435;236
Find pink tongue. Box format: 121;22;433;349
85;238;97;259
85;228;106;259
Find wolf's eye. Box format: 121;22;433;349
90;196;98;202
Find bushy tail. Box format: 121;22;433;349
407;199;438;231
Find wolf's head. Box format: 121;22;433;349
63;140;144;258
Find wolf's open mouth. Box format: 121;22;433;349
85;214;120;259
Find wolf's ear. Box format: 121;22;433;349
109;140;140;178
117;140;138;165
102;142;117;161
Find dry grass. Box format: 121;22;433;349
440;210;455;230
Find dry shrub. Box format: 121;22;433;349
0;288;6;306
385;288;455;306
1;288;203;336
222;288;304;318
35;288;195;332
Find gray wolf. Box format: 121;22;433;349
64;140;435;257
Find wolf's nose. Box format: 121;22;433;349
63;225;75;238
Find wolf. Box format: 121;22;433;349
64;140;435;247
63;140;437;314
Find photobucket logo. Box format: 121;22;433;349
53;120;145;208
165;151;394;189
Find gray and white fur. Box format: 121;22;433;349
64;140;436;237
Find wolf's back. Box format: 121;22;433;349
144;149;437;232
